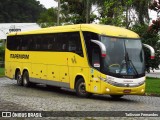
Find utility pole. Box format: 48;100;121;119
126;5;128;28
57;0;60;26
86;0;89;23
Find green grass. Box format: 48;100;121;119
0;68;4;77
145;77;160;95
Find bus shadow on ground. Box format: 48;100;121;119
13;83;139;103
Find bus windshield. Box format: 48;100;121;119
101;36;145;78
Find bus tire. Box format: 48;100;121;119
110;95;123;99
16;70;23;86
75;78;91;98
22;71;30;87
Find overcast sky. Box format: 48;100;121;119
37;0;57;8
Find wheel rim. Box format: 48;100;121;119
23;76;27;85
17;74;21;80
17;72;22;84
79;82;86;94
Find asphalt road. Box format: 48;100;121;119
0;77;160;120
146;69;160;78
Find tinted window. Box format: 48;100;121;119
83;31;99;67
7;32;83;56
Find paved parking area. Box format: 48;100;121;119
0;77;160;119
146;70;160;78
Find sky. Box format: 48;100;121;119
37;0;57;8
37;0;158;22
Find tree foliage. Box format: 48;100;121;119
38;8;58;27
149;0;160;33
99;0;150;27
146;0;160;69
0;45;5;62
99;0;126;26
132;0;150;24
0;0;46;22
132;23;160;70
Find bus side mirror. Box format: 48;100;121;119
143;44;155;59
91;40;106;57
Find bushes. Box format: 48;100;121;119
131;24;160;70
0;40;5;68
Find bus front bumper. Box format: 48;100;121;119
101;82;145;95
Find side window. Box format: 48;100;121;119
7;36;22;51
34;36;41;50
68;32;83;57
46;35;54;50
7;36;15;50
15;37;21;50
21;36;28;50
56;33;68;52
92;47;101;71
7;32;83;54
82;31;99;67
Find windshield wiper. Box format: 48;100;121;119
125;52;138;75
124;42;138;76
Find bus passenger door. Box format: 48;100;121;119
90;47;101;93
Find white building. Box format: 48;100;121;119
0;23;40;40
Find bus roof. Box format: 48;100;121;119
8;24;140;38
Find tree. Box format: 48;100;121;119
132;0;151;25
59;0;97;24
0;44;5;63
99;0;151;27
149;0;160;33
99;0;126;26
38;8;58;27
50;0;151;27
0;0;46;22
147;0;160;69
131;23;160;70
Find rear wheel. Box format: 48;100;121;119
75;78;91;97
22;71;30;87
16;70;23;86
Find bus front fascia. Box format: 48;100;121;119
90;39;146;88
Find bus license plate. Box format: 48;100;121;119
123;89;131;93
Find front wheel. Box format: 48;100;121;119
22;71;30;87
75;78;91;98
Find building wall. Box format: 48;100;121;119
0;23;41;40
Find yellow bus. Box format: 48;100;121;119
5;24;155;98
